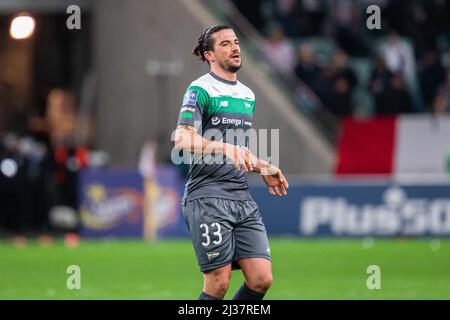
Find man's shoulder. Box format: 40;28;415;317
187;73;214;92
237;81;256;100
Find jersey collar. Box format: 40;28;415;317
209;71;238;86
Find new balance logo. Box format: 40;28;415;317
206;252;220;260
220;100;229;107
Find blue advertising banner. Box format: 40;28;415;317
79;170;450;238
147;166;188;238
78;166;188;239
79;168;144;238
250;182;450;237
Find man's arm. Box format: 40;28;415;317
246;151;289;196
249;157;275;175
174;125;256;171
174;125;288;196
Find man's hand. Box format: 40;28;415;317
223;143;257;172
226;148;289;196
260;165;289;196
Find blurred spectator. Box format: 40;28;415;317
384;72;413;114
381;31;416;89
329;0;353;30
419;0;450;50
432;69;450;114
231;0;264;30
312;65;335;114
410;3;433;56
45;89;80;213
26;88;82;231
263;25;296;77
296;0;326;36
328;49;357;116
273;0;299;37
294;43;320;90
418;50;446;109
46;89;77;147
369;56;394;115
329;0;368;56
332;49;357;89
384;0;415;37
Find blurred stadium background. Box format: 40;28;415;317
1;0;450;299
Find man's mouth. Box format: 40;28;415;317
231;54;240;59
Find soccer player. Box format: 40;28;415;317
174;25;289;300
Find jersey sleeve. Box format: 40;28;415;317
177;85;210;130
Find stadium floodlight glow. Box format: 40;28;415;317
1;158;18;178
10;14;35;40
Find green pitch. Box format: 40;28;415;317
1;238;449;299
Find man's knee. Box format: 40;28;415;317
204;268;231;296
247;272;273;293
213;278;230;295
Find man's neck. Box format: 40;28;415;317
210;66;237;82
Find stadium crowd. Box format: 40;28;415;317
233;0;450;117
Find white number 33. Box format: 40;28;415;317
200;222;222;247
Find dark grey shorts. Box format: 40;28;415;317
182;197;272;272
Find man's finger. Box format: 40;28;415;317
233;155;241;171
279;184;287;196
268;187;275;195
281;174;289;189
245;154;254;171
238;153;249;171
248;152;257;169
273;185;282;196
245;156;254;171
229;147;240;171
244;151;255;170
277;171;288;188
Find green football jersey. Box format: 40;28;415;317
177;72;256;202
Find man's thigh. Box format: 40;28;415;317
233;200;272;264
182;198;236;272
235;257;272;281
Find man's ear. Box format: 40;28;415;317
204;51;215;63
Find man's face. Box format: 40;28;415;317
208;29;241;73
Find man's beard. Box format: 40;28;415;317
227;64;242;73
219;59;242;73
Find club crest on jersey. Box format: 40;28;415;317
182;90;198;106
244;102;251;108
